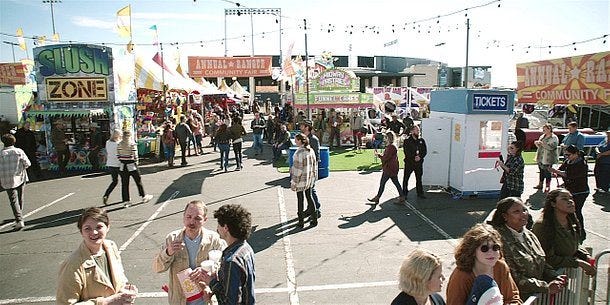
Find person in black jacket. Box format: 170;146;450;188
14;122;40;180
403;125;427;199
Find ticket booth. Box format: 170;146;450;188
422;88;515;198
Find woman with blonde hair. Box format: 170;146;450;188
102;129;122;205
447;223;521;305
392;249;445;305
533;123;559;192
117;129;152;206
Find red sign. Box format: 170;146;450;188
0;63;26;86
188;56;272;78
516;51;610;105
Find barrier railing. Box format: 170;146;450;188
526;248;609;305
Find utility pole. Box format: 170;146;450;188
304;18;310;119
464;18;470;88
42;0;61;36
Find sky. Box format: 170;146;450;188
0;0;608;88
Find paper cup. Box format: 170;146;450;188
208;250;222;262
201;260;215;272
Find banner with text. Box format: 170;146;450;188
0;63;26;86
34;44;115;103
516;51;609;105
188;56;272;78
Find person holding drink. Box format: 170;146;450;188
56;207;138;305
153;200;226;305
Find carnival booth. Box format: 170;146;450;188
422;88;515;198
28;43;136;171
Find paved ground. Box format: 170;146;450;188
1;121;609;305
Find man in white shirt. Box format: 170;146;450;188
0;134;31;230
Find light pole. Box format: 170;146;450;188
42;0;61;36
3;41;18;61
224;8;282;58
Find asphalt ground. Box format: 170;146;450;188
1;126;609;305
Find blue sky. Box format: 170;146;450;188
1;0;608;87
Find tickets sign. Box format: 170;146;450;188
517;51;610;105
0;63;26;86
188;56;272;78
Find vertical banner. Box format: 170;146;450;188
516;51;610;105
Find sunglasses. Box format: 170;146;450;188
479;244;501;252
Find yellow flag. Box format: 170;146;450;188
52;33;60;42
16;28;26;51
37;36;46;46
116;5;131;38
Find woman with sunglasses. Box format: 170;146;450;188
497;141;525;200
532;189;596;276
391;249;446;305
549;145;589;241
446;223;521;305
489;197;566;300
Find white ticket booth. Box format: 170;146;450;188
422;88;515;198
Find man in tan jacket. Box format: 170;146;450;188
153;200;225;305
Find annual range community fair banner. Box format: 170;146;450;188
516;51;609;105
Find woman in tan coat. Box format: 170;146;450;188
290;133;318;228
534;123;559;192
57;207;136;305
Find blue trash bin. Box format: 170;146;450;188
287;146;298;167
318;146;330;179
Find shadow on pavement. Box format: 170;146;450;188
265;176;290;188
591;192;610;212
19;208;85;231
250;219;314;253
155;169;213;204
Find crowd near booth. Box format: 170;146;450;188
26;43;137;171
422;88;515;198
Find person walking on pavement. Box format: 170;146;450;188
0;133;30;230
14;122;40;180
175;116;193;167
403;125;427;199
230;117;246;171
88;122;104;171
162;121;176;168
153;200;226;305
497;141;525;200
195;204;256;305
102;130;122;205
215;122;232;172
250;112;265;156
368;131;406;205
290;134;319;228
51;120;71;175
117;129;153;207
272;123;291;162
300;120;322;218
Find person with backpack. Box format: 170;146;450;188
174;116;192;167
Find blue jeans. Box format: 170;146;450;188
376;173;405;198
218;143;230;169
252;133;263;153
594;162;610;190
164;144;175;160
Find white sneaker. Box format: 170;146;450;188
142;194;153;203
597;188;607;193
15;221;25;230
123;201;131;208
103;196;109;205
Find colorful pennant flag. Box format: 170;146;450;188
37;36;46;46
16;28;26;51
150;25;159;46
116;5;131;38
52;33;60;42
152;52;174;75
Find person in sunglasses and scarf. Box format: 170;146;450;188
447;223;521;305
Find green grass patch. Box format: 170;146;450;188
276;147;405;173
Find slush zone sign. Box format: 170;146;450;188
472;93;508;111
46;77;107;101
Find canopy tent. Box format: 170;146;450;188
135;55;225;95
218;79;242;99
230;81;250;98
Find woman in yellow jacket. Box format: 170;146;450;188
57;207;136;305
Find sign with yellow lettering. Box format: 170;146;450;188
45;77;107;101
516;51;609;105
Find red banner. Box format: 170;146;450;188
0;63;26;86
516;51;610;105
188;56;272;78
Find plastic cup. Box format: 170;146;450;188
121;283;137;303
200;260;215;273
589;258;596;267
208;250;222;262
